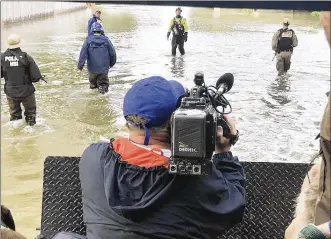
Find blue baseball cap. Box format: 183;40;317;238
123;76;185;145
91;22;104;33
169;80;186;103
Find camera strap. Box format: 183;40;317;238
143;124;150;146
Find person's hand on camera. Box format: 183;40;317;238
216;116;237;153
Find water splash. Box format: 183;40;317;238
51;80;64;85
4;117;54;140
4;119;25;128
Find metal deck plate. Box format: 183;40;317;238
40;156;308;239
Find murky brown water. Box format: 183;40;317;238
1;5;330;238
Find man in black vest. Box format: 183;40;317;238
272;18;298;76
1;34;43;126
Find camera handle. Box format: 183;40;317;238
217;117;231;137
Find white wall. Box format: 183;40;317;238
1;1;87;23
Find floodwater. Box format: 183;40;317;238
1;5;330;238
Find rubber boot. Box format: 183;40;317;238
10;116;22;121
90;83;97;89
98;85;108;94
26;116;36;126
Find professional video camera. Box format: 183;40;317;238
168;72;236;176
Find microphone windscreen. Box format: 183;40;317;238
216;73;234;91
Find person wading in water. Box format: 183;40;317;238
167;7;189;56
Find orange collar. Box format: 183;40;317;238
112;138;169;168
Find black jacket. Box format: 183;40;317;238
1;48;42;98
79;139;246;239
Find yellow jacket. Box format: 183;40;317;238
167;16;189;33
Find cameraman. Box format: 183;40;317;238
79;76;245;239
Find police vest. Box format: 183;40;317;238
1;49;35;98
277;29;294;52
172;17;185;36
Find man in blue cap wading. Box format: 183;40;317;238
78;22;117;94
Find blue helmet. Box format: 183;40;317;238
91;22;104;33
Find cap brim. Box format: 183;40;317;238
8;43;20;49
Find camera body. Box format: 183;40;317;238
169;72;232;176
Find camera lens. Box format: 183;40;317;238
170;166;177;172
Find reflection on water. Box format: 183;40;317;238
268;76;292;105
170;56;186;78
1;5;330;238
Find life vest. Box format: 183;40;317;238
277;28;294;52
172;17;185;36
